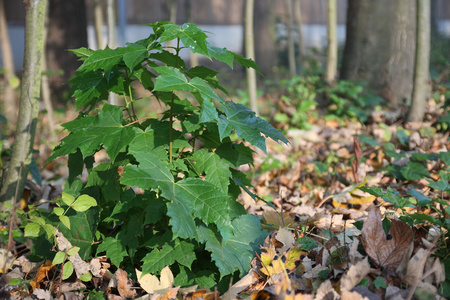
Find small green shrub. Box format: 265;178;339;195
20;22;288;290
323;80;383;123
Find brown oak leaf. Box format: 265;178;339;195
361;206;413;271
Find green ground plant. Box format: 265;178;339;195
9;21;289;290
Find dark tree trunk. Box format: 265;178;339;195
341;0;416;107
46;0;87;104
254;0;277;77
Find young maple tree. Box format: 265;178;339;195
44;22;288;288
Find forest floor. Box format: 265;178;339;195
1;96;450;300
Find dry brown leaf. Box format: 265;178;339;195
222;269;257;300
115;268;136;298
0;249;15;274
341;290;370;300
404;248;428;285
275;227;296;253
315;280;339;300
361;206;413;270
340;257;370;292
159;286;180;300
136;266;174;295
263;210;296;228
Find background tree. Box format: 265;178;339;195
245;0;258;115
46;0;87;103
0;0;17;124
341;0;416;107
293;0;304;63
284;0;296;76
93;0;105;49
0;0;47;210
254;0;276;77
408;0;431;122
325;0;337;84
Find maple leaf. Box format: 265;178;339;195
361;206;413;270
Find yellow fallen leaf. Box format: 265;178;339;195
136;265;174;295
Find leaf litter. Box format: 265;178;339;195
1;100;449;299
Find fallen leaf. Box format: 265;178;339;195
33;288;52;300
361;206;413;270
275;227;296;253
315;280;339;300
340;257;370;292
115;268;136;298
0;249;15;274
136;265;174;295
222;269;257;300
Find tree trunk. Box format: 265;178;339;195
325;0;337;84
254;0;277;77
408;0;430;122
107;0;118;105
0;0;46;210
186;0;198;68
94;0;105;49
46;0;87;104
245;0;258;115
0;0;17;124
293;0;304;62
284;0;296;77
341;0;416;108
41;3;55;137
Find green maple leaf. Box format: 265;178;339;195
192;149;232;193
160;23;209;58
68;70;108;110
78;46;129;71
123;42;149;70
49;104;135;162
121;151;232;238
218;101;289;153
96;237;127;267
197;214;267;276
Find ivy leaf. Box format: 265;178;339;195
197;214;267;276
161;23;209;58
97;237;127;267
49;104;135;162
192;149;232;193
218;101;288;153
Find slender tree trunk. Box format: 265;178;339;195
0;0;47;210
0;0;17;124
325;0;337;84
254;0;277;77
284;0;296;76
94;0;105;49
293;0;304;62
186;0;198;68
408;0;430;122
107;0;118;105
41;4;55;137
245;0;258;115
165;0;177;52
